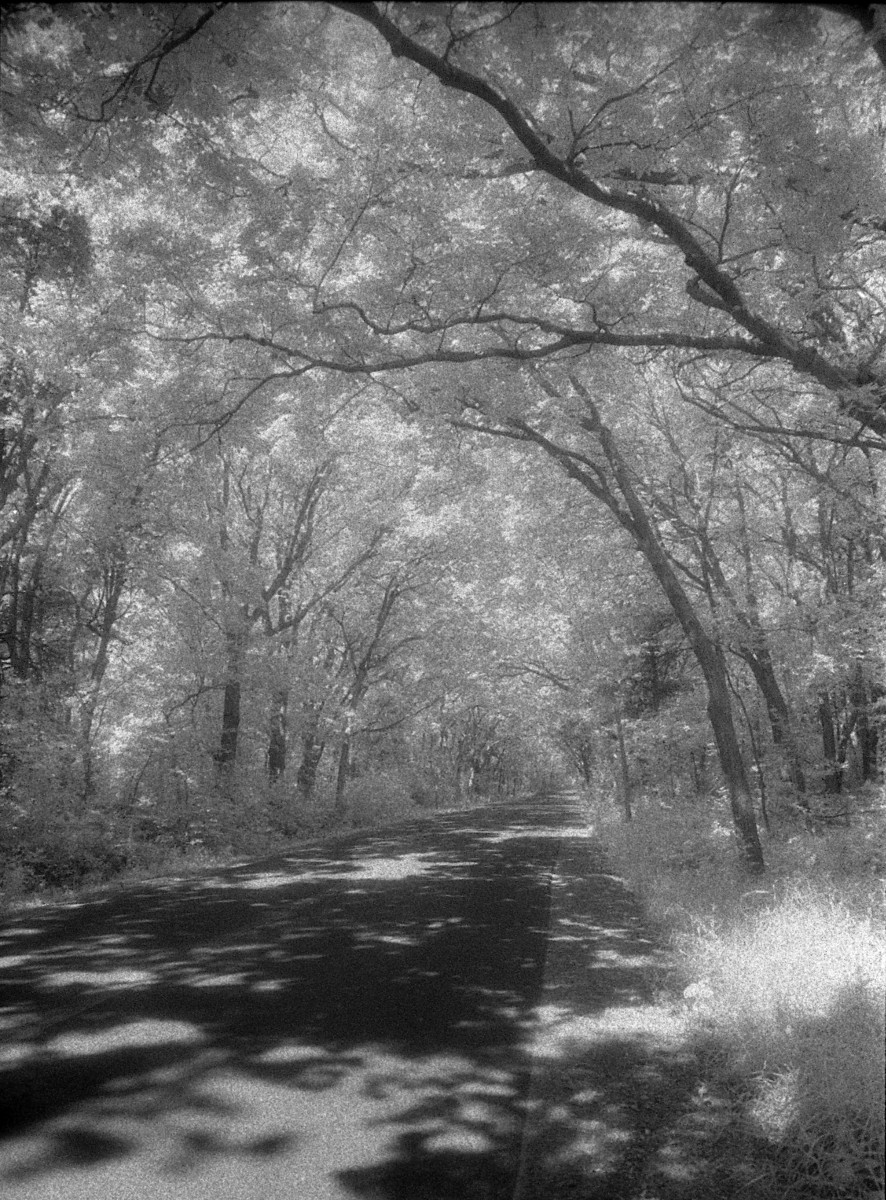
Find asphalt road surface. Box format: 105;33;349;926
1;796;749;1200
0;797;591;1200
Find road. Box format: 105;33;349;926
0;798;583;1199
0;797;758;1200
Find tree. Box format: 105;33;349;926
468;367;766;866
326;3;884;433
328;559;426;815
2;2;883;876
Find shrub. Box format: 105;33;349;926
344;767;417;826
9;825;129;891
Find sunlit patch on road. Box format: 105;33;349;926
46;1019;206;1058
355;931;422;948
42;967;158;989
0;1040;528;1199
529;1001;687;1054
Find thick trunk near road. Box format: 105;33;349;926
334;734;351;816
818;691;842;794
295;737;324;803
702;645;766;867
267;688;288;783
479;399;765;866
295;705;325;805
216;679;241;770
614;708;633;822
851;662;879;782
6;546;47;679
15;573;37;676
215;628;245;796
594;423;765;870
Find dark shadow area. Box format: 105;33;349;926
0;797;779;1198
336;829;782;1200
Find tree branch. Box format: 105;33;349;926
82;4;228;123
327;1;886;435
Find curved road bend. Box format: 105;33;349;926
0;796;699;1200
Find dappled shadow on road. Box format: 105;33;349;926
337;832;777;1200
0;800;772;1198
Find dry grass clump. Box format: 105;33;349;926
587;790;886;1200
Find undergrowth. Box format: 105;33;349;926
587;786;886;1200
0;776;491;912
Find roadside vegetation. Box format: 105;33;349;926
587;778;886;1200
0;767;546;911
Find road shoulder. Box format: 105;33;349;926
513;819;762;1200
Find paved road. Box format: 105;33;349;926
0;798;582;1200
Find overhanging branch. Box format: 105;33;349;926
326;1;886;436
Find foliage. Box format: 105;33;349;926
586;781;886;1200
1;2;884;889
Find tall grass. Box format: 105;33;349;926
587;788;886;1200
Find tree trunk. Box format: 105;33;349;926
742;650;807;799
579;740;593;785
732;481;807;800
15;562;38;676
614;707;632;822
484;400;765;866
267;687;288;783
217;679;241;767
6;543;24;675
818;691;842;793
334;727;352;816
215;628;244;795
295;736;324;802
592;416;765;869
295;705;325;805
81;555;127;802
851;662;878;782
690;746;706;796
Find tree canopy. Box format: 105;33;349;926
1;2;884;879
